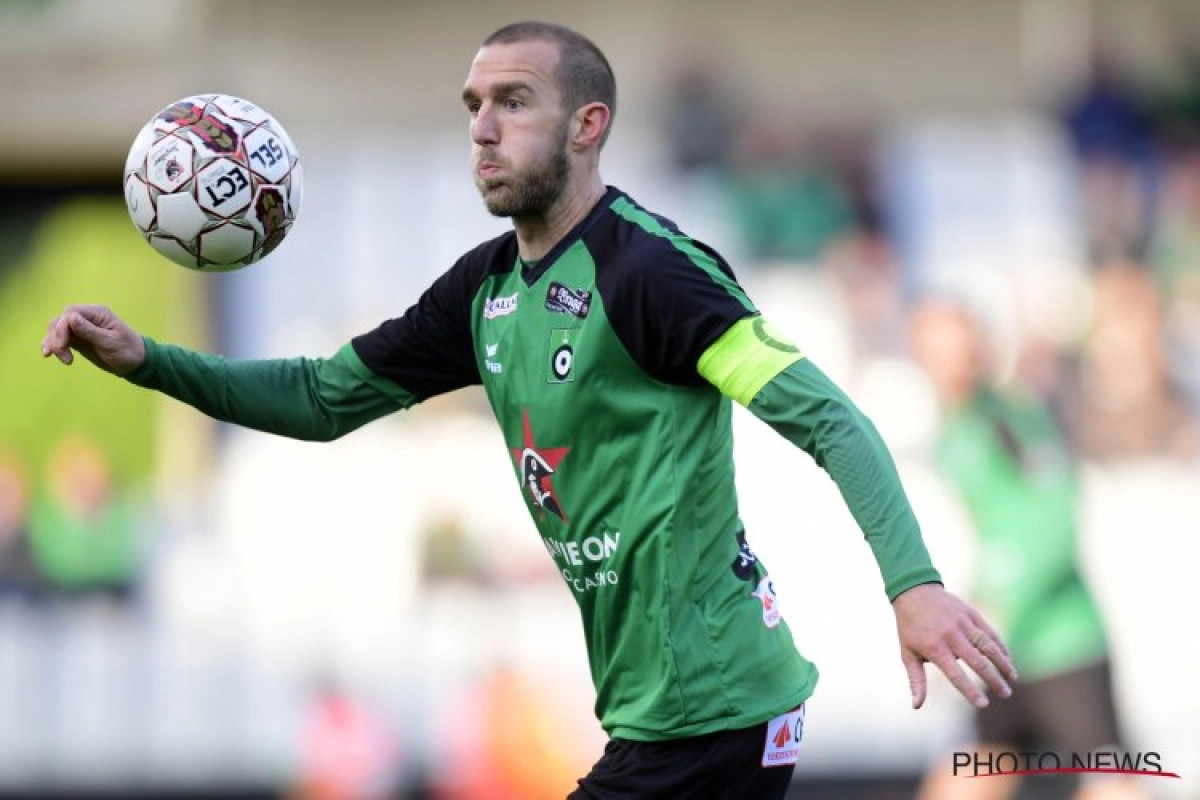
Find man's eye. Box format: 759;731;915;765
466;102;481;114
503;98;524;111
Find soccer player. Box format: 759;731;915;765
42;21;1015;800
910;300;1147;800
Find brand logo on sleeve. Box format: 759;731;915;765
544;282;591;319
483;293;519;319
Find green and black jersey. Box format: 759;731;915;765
126;185;941;741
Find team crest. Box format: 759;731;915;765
547;329;579;383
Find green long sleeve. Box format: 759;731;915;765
122;336;413;441
749;358;942;601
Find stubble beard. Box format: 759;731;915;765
476;122;571;220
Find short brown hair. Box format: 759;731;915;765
483;21;617;146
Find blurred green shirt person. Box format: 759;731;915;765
934;386;1107;678
28;435;141;597
912;298;1142;800
910;300;1108;678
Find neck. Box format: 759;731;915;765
513;174;606;261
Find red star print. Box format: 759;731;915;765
510;409;570;523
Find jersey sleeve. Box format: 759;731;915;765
351;253;485;400
124;337;410;441
749;357;943;601
600;237;757;385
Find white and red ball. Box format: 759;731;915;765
123;94;302;271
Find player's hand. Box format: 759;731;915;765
891;582;1017;710
41;304;145;376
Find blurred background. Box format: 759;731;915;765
1;0;1198;798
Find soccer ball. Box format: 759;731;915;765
123;94;302;271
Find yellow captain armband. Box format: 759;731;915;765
697;315;804;407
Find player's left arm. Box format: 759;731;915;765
698;316;1017;709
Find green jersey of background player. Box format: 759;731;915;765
42;19;1016;796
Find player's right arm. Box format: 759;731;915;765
41;250;486;442
41;303;411;442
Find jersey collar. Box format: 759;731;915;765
521;185;622;286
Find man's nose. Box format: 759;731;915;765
471;105;499;146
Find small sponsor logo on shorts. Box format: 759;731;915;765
762;705;805;768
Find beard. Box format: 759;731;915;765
475;121;571;219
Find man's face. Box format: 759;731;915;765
462;40;572;219
911;305;984;406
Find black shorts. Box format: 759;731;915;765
568;707;804;800
976;659;1123;753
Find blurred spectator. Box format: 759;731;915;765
909;299;1147;800
725;119;857;265
1070;261;1198;461
1152;29;1200;154
27;434;144;604
661;56;739;177
291;676;404;800
821;122;908;364
1059;37;1158;264
0;449;45;603
1149;146;1200;293
1007;320;1060;405
1148;145;1200;415
431;665;597;800
418;511;490;588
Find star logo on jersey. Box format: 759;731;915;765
510;409;570;523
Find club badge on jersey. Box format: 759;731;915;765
548;329;579;383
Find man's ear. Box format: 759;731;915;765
571;102;611;150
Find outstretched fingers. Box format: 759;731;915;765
928;642;988;708
42;311;75;364
893;585;1018;711
903;649;928;709
970;609;1014;666
946;627;1013;707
